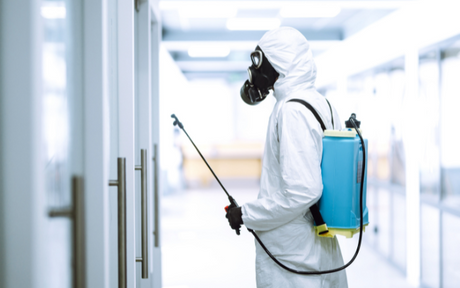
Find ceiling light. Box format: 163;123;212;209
179;6;237;18
164;41;258;52
160;1;409;11
41;3;66;19
280;4;341;18
163;40;340;52
226;18;281;31
188;45;231;58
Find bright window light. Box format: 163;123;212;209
41;3;66;19
188;45;231;58
226;18;281;31
280;4;341;18
179;6;237;18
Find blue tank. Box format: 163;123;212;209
317;129;369;238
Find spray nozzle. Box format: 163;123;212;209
171;114;184;129
345;113;361;128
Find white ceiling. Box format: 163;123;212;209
159;0;416;77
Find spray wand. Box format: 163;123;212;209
171;114;240;235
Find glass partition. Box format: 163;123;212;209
440;41;460;209
418;49;442;288
421;204;440;288
392;192;406;270
442;212;460;287
41;0;72;287
388;69;406;186
365;186;378;247
377;187;391;257
42;0;71;209
419;50;441;200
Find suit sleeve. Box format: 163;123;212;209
241;103;324;231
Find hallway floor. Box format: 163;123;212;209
162;188;415;288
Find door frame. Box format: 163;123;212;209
135;0;153;286
0;0;47;287
82;0;111;287
135;1;162;287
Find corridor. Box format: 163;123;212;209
3;1;460;288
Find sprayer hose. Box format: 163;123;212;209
249;117;366;275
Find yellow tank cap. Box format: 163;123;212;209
315;224;368;238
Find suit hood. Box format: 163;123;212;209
257;27;317;101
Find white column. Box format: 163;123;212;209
0;1;46;287
83;0;111;287
118;0;136;287
404;47;421;287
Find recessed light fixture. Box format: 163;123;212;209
280;4;341;18
179;6;238;18
188;45;231;58
160;1;411;11
226;18;281;31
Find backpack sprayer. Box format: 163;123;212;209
171;110;368;275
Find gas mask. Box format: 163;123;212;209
240;46;279;105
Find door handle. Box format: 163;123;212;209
135;149;148;279
153;144;160;248
109;158;127;288
49;176;86;288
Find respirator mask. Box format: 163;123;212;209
240;46;279;105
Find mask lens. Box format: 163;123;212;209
247;67;253;83
251;51;263;69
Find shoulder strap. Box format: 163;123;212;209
286;98;329;232
325;98;334;129
287;99;327;132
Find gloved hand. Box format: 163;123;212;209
225;206;243;230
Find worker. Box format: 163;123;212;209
226;27;348;287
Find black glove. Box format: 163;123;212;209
226;206;243;230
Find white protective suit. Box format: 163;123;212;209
241;27;348;288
